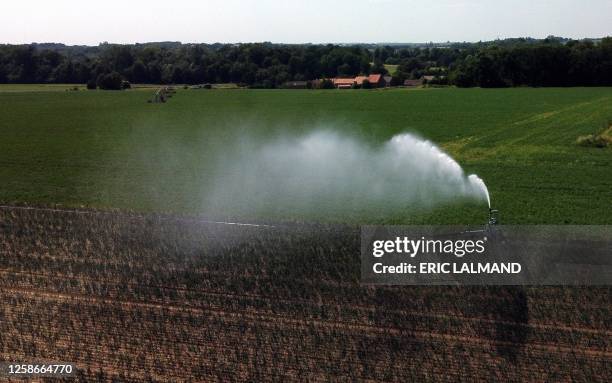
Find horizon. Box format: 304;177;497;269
2;0;611;45
9;35;609;48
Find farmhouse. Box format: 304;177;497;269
355;74;385;88
404;79;423;87
354;76;368;86
333;78;356;89
330;73;387;89
367;74;385;88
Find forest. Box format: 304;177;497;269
0;37;610;88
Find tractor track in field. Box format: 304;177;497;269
3;286;611;359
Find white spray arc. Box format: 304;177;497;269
387;134;490;207
205;131;490;217
467;174;491;208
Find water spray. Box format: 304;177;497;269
465;174;495;225
206;131;494;218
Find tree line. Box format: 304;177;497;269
0;37;610;88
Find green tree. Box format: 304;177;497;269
370;61;388;75
97;72;123;90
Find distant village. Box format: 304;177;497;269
283;74;442;89
186;74;445;91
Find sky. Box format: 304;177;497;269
2;0;611;45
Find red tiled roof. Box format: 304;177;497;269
354;76;368;85
333;78;355;85
368;74;382;83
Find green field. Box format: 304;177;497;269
1;87;611;224
0;83;87;92
0;84;162;92
384;64;398;75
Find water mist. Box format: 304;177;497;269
205;130;490;218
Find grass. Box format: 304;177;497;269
0;86;611;224
0;83;87;92
0;83;169;92
383;64;398;75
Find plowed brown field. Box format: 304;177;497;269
0;207;610;382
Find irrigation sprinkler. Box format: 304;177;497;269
457;207;500;235
488;208;499;226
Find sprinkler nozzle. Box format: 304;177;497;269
488;208;499;225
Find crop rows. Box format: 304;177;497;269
0;207;610;382
2;292;609;382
